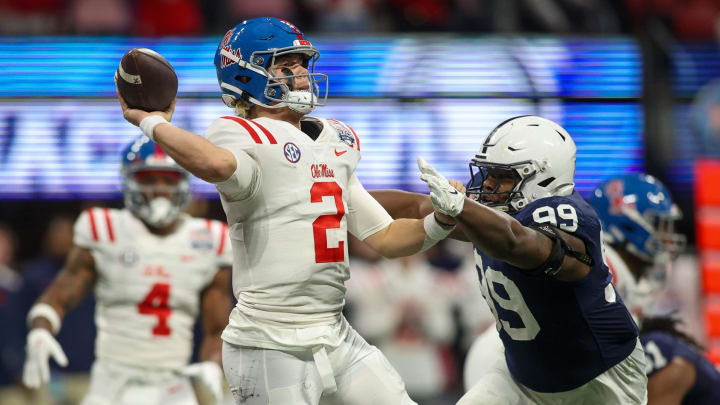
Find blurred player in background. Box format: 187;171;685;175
22;135;232;405
373;115;646;404
590;174;720;404
117;16;455;405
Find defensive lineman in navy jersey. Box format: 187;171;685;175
371;115;647;404
475;192;639;393
641;323;720;405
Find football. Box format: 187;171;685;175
116;48;177;112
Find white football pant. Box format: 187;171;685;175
222;326;416;405
80;359;198;405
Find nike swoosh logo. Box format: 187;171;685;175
450;190;459;194
334;149;347;156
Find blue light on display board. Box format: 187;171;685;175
0;99;643;199
0;37;644;199
0;36;641;98
672;43;720;98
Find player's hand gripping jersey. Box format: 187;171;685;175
74;208;232;369
474;192;639;392
205;116;392;350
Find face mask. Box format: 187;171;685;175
286;90;315;114
145;197;176;227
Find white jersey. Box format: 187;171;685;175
205;115;393;350
603;244;657;321
73;208;232;370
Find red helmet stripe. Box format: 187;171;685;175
279;18;304;41
154;143;166;158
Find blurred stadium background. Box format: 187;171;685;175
1;0;720;404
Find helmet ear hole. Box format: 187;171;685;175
235;76;251;83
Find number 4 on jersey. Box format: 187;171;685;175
137;283;171;336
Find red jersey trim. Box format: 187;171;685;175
249;120;277;144
87;208;99;241
103;208;115;242
222;116;262;144
217;222;228;256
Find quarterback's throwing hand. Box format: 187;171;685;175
115;88;175;127
417;157;466;217
22;328;68;388
182;361;224;404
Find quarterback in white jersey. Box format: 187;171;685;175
117;16;456;405
22;136;232;405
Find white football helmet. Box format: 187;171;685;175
466;115;577;212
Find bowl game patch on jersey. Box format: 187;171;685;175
326;119;358;149
190;228;214;250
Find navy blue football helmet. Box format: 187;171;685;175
120;136;189;227
589;173;685;264
214;17;328;114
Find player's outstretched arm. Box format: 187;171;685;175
418;157;589;281
369;190;469;242
647;357;695;405
23;246;97;387
349;176;452;258
117;91;236;183
183;266;232;404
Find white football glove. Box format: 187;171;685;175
182;361;224;404
22;328;68;388
417;157;466;217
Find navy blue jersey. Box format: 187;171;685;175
474;191;639;392
642;331;720;405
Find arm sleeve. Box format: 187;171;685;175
346;174;393;241
205;118;262;202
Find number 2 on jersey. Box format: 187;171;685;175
311;181;346;263
137;283;171;336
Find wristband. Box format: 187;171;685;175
420;212;456;254
139;115;168;141
434;212;456;228
27;303;61;335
